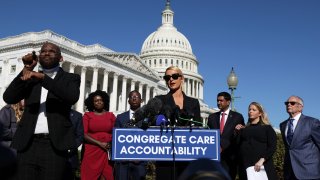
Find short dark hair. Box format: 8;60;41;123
84;90;110;112
128;90;141;98
217;92;231;101
42;42;61;55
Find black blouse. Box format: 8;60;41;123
239;124;278;180
155;92;201;126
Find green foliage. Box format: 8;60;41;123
273;133;285;180
146;161;156;180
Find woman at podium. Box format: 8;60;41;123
155;66;201;179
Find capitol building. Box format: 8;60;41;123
0;1;215;122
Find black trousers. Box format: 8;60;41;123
156;161;189;180
115;161;147;180
14;136;71;180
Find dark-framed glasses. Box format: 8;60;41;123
163;73;182;81
284;101;300;106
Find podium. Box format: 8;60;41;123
112;127;220;161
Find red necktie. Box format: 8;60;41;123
220;112;225;134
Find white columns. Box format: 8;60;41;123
145;85;150;103
196;81;199;98
138;82;143;103
191;79;195;97
183;78;187;94
91;67;98;92
187;78;191;96
103;70;109;93
121;76;127;111
128;79;136;109
130;80;136;91
153;88;157;97
200;82;203;100
110;73;119;111
77;67;87;113
69;63;76;73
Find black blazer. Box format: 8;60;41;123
207;110;244;155
155;92;201;126
3;68;80;151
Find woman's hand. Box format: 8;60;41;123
235;124;244;131
99;142;110;151
254;158;265;172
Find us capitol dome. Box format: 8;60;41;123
140;1;215;119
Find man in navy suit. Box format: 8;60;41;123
280;95;320;180
68;109;83;180
207;92;245;180
3;42;80;180
114;90;147;180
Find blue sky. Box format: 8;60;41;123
1;0;319;127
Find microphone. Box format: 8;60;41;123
132;106;146;123
143;97;163;126
176;108;195;126
158;104;173;126
155;114;169;126
129;97;163;129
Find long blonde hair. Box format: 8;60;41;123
11;100;24;123
248;102;271;125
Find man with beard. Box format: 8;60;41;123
3;42;80;180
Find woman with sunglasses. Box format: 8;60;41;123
157;66;201;126
155;66;201;180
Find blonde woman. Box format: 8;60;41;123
235;102;278;180
155;66;201;179
0;100;24;147
156;66;201;126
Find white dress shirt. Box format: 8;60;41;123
34;66;59;134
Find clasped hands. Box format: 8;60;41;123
99;142;111;151
21;52;44;81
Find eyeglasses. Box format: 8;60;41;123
163;73;182;81
129;95;141;100
284;101;300;106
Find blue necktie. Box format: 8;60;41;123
287;119;294;144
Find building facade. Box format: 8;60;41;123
0;31;167;115
0;1;215;122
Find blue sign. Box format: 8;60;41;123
112;128;220;161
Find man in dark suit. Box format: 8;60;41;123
114;90;147;180
68;109;83;180
3;42;80;180
280;95;320;180
207;92;245;180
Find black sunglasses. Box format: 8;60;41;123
284;101;300;106
163;73;182;81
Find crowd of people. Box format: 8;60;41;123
1;42;319;180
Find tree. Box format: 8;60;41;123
273;133;285;180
